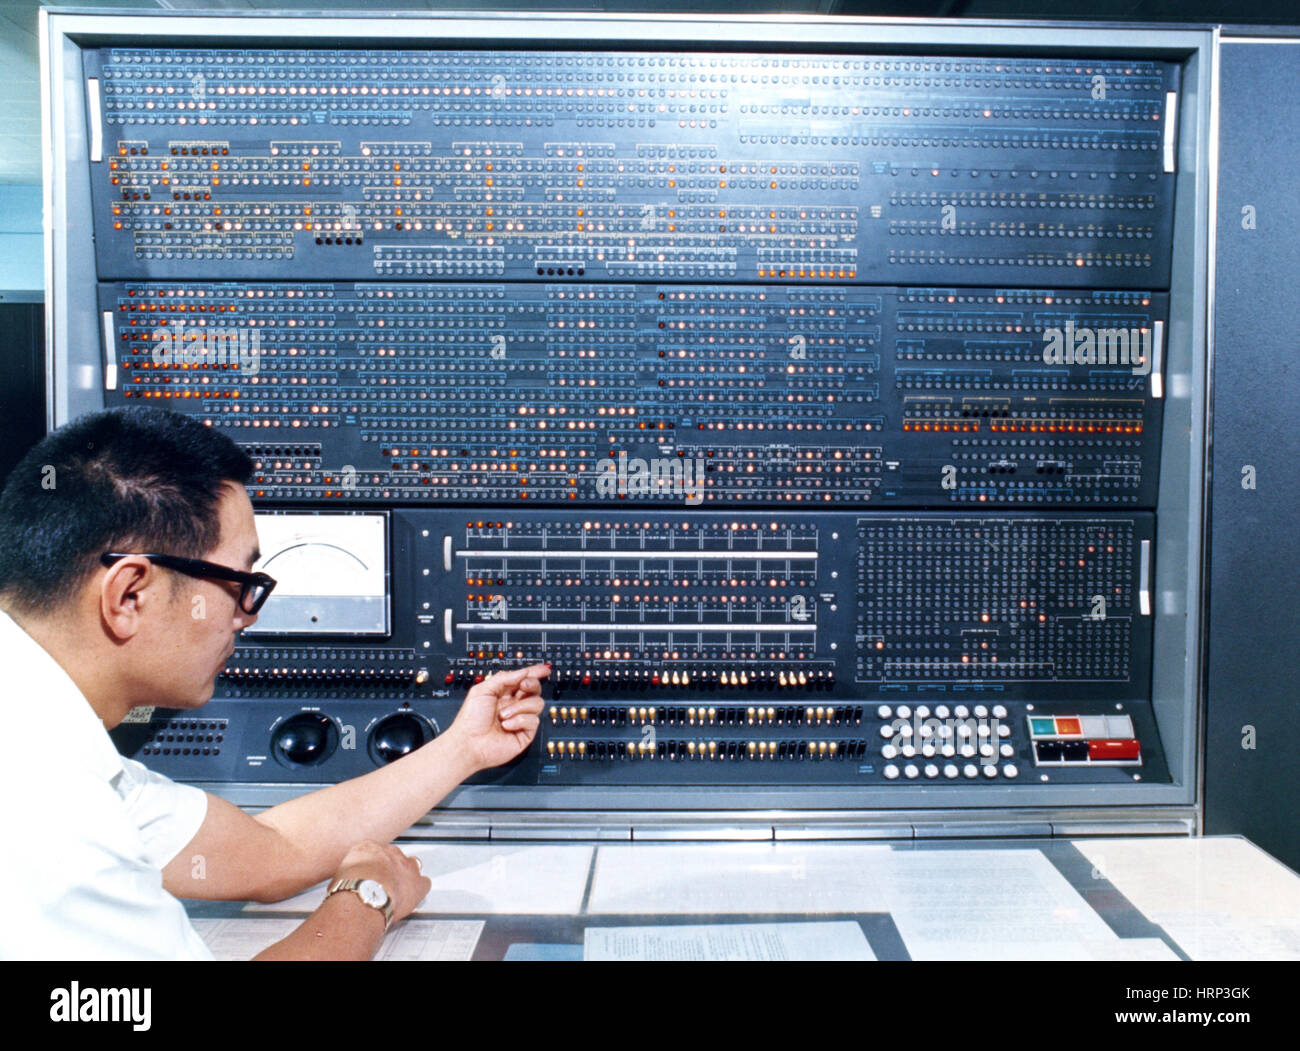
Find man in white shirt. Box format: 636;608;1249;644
0;406;548;960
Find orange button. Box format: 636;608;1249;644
1055;717;1082;736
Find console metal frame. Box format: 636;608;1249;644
42;10;1216;837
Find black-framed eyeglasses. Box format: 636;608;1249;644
100;552;277;615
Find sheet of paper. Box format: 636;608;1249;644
192;917;482;960
882;849;1119;960
587;843;891;915
243;843;593;916
374;919;483;961
584;921;874;961
191;917;301;960
504;942;584;961
1073;837;1300;960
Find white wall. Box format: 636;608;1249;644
0;183;42;294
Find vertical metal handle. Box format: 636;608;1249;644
1150;320;1164;400
1139;539;1152;616
87;77;103;162
1162;91;1178;173
101;310;117;390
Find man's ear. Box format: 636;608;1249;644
99;557;159;642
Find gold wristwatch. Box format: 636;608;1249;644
325;877;394;932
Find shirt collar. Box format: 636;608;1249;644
0;608;126;782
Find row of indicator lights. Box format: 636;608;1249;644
539;670;825;687
988;423;1144;434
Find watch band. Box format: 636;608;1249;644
326;877;394;932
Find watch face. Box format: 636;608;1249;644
357;879;389;908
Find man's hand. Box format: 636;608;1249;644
442;663;550;772
252;840;431;959
331;839;431;926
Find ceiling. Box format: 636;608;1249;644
1;0;1298;184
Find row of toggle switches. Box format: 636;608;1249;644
546;739;870;760
549;704;864;726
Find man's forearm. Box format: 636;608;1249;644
252;890;387;961
252;728;480;891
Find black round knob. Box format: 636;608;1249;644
368;714;435;766
271;713;338;767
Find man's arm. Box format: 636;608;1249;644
251;840;429;961
162;664;548;903
252;890;387;961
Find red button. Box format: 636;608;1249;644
1088;738;1141;760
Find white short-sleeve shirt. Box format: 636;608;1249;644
0;609;214;960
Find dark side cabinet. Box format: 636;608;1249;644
1205;39;1300;870
0;302;46;485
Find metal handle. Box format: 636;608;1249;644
87;78;103;162
1139;539;1152;616
1150;320;1164;399
1162;91;1178;173
101;311;117;390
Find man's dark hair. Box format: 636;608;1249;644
0;406;253;614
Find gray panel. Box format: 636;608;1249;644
1204;38;1300;871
